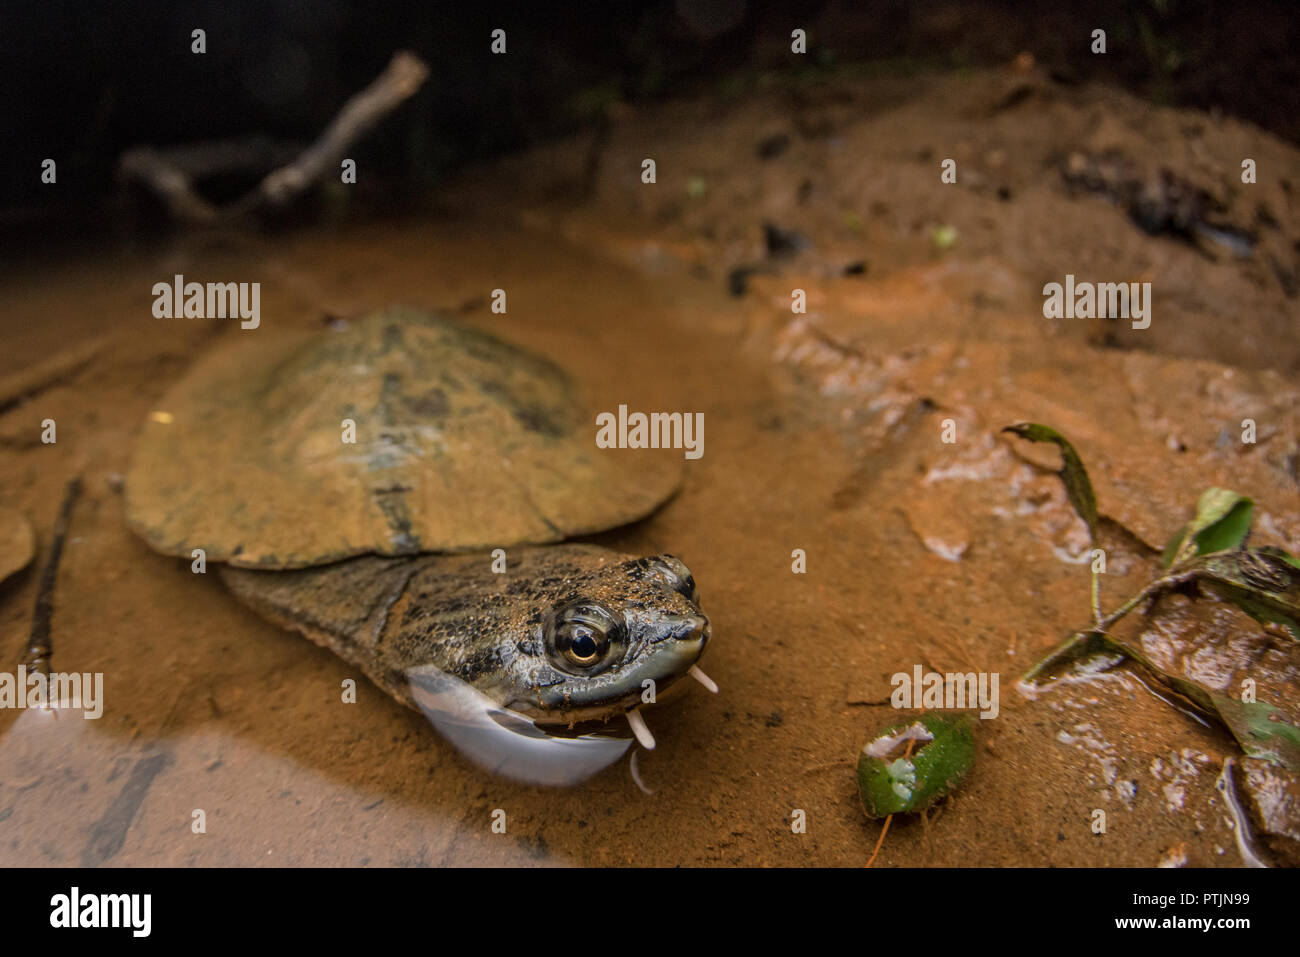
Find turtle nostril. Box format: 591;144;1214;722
675;614;710;647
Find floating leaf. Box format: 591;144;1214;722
1163;488;1253;567
1002;423;1098;543
857;713;975;818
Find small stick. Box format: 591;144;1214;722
22;477;82;675
119;51;429;225
237;51;430;215
864;813;892;868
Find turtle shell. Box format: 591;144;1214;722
126;308;683;568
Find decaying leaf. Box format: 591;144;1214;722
857;712;975;818
1187;548;1300;642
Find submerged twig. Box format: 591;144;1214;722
23;477;83;675
864;812;893;868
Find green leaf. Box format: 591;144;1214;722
1163;488;1253;567
1194;498;1253;552
857;712;975;818
1001;423;1098;543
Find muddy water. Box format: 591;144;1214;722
0;211;1292;867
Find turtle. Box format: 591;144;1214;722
125;307;714;785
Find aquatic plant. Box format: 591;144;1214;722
1007;422;1300;772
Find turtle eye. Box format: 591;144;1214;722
546;601;626;675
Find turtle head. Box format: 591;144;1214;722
403;546;713;765
399;547;714;782
498;553;713;734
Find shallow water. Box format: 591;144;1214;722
0;216;1281;867
5;59;1300;865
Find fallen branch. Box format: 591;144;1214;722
118;51;430;225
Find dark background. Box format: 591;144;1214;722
3;0;1297;242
